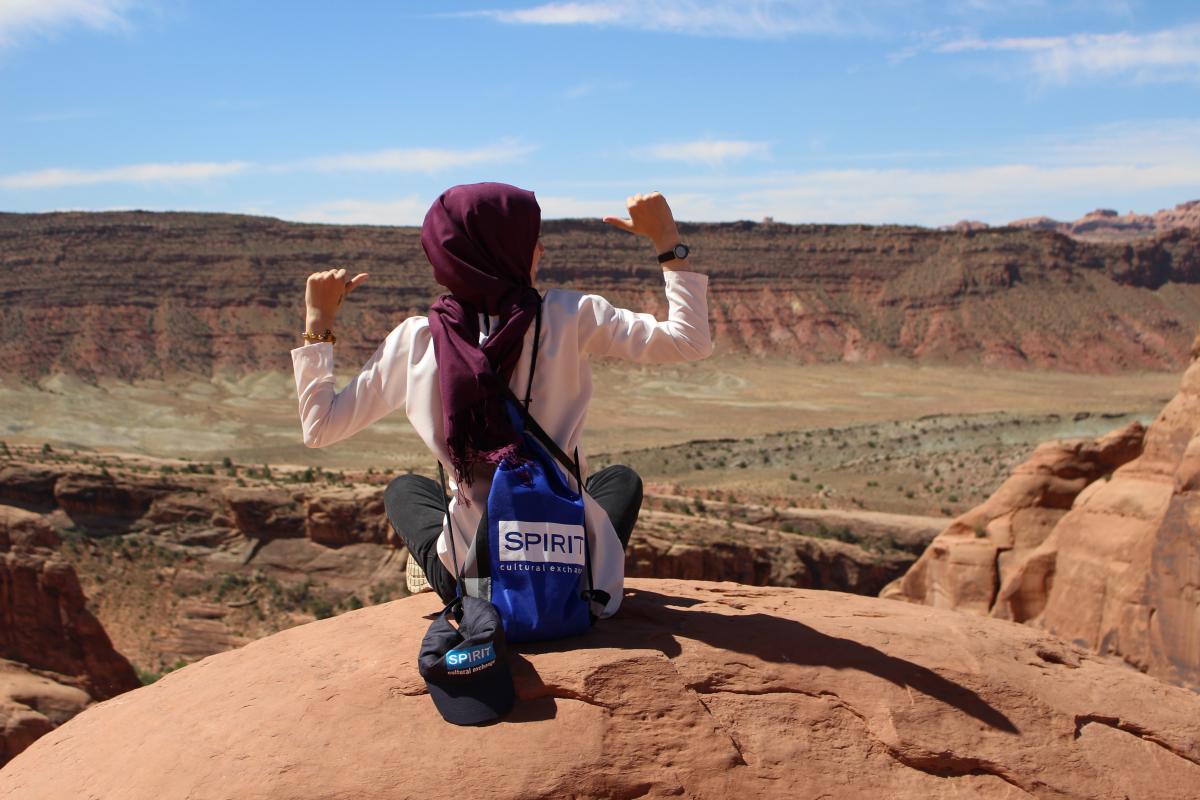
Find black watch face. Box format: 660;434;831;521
674;244;689;259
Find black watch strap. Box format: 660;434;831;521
657;243;689;263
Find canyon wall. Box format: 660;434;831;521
4;211;1200;383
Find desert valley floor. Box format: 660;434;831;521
2;358;1179;516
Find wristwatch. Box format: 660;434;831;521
657;243;690;264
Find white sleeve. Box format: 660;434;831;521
289;318;423;448
579;270;713;362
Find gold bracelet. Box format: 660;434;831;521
301;328;336;345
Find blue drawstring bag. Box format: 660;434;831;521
483;399;592;642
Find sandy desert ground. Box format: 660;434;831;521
1;358;1178;517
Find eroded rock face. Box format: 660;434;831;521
0;504;140;766
0;659;92;767
882;422;1145;614
4;579;1200;799
628;508;931;596
994;339;1200;688
0;505;138;697
6;210;1200;383
1009;200;1200;242
887;334;1200;689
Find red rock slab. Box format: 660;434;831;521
3;579;1200;799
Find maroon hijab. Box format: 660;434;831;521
422;182;541;488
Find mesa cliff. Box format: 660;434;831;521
4;209;1200;384
4;579;1200;799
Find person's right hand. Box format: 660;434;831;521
603;192;682;254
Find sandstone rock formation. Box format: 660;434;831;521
629;503;940;596
994;337;1200;688
4;579;1200;798
881;422;1145;613
886;334;1200;689
0;504;140;766
1;659;92;768
1009;199;1200;242
5;210;1200;383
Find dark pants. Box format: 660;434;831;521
383;465;643;604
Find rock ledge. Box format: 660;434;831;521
3;579;1199;799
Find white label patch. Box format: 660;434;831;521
498;520;587;566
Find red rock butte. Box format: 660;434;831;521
3;579;1200;799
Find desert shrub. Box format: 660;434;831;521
214;572;249;600
160;465;176;475
41;442;53;454
308;598;334;619
789;473;798;481
222;456;233;468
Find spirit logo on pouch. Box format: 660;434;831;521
497;520;586;573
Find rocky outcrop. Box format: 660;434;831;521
629;506;938;596
0;504;140;766
5;579;1200;798
0;505;138;696
5;210;1200;383
0;659;93;768
881;422;1145;613
886;333;1200;689
993;336;1200;688
1009;199;1200;242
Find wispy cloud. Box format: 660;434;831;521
537;120;1200;225
287;196;431;226
2;140;537;189
469;1;873;39
0;161;251;189
0;0;134;48
299;140;535;173
637;138;770;167
937;23;1200;83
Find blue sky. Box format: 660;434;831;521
1;0;1198;226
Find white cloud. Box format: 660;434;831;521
471;1;869;39
637;139;770;167
286;197;431;226
536;195;615;218
536;121;1200;225
0;160;251;189
2;140;536;189
0;0;133;48
937;23;1200;83
300;140;535;173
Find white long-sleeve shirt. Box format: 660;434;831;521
290;269;712;617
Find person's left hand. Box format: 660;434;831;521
305;267;369;329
